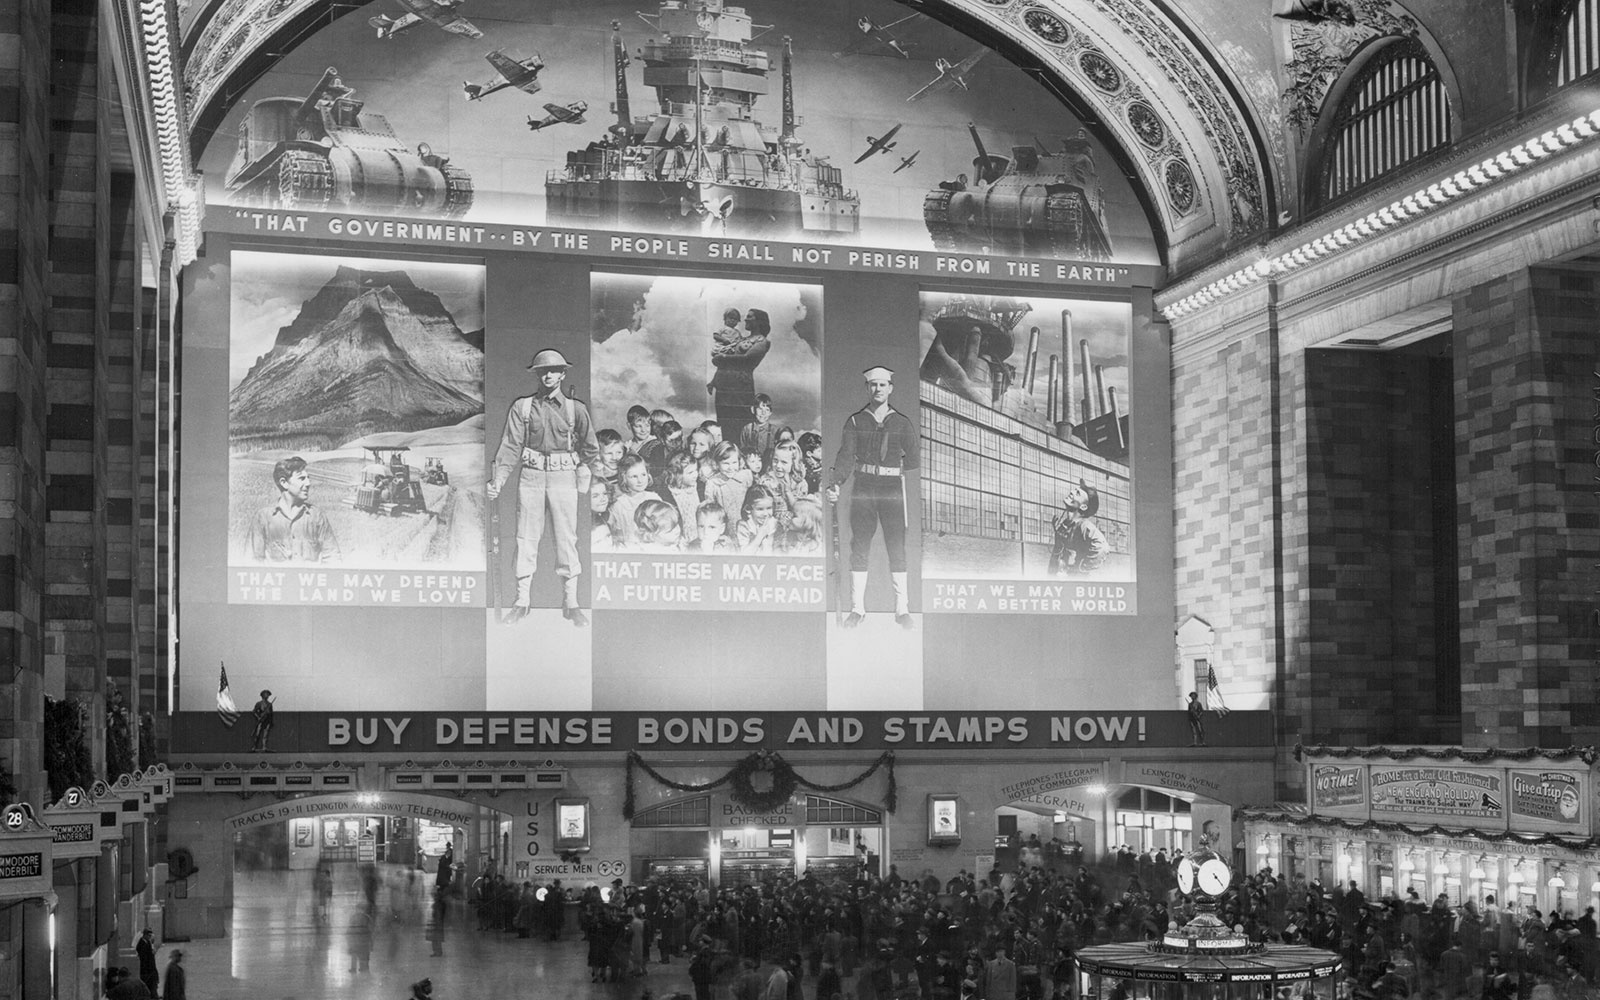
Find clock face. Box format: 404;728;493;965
1177;857;1196;895
1198;857;1231;896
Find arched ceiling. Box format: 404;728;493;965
177;0;1290;271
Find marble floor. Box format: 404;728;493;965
160;865;708;1000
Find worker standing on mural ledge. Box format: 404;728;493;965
827;365;918;628
488;349;600;627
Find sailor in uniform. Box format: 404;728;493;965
826;365;918;627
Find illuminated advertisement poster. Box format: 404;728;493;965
1508;771;1583;829
1369;766;1504;821
588;274;825;611
1309;764;1365;810
227;251;487;606
919;293;1134;614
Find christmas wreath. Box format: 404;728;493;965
624;749;895;819
727;750;797;814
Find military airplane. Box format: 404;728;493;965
906;48;987;102
463;49;545;102
854;13;919;58
369;0;483;40
527;101;589;130
893;150;920;173
854;123;903;164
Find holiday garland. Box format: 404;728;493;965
1238;806;1600;852
623;749;895;819
1294;743;1597;765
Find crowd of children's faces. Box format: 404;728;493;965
590;400;827;557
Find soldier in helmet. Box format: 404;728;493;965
487;349;601;626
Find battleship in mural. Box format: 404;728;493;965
225;67;474;218
544;1;860;239
923;125;1113;259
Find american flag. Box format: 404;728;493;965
1206;665;1231;716
217;663;240;727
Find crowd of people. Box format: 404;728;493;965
448;843;1600;1000
588;401;827;558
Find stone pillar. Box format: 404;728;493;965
1453;266;1600;747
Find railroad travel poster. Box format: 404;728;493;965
226;251;488;607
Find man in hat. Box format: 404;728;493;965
250;689;274;752
826;365;917;628
488;349;600;625
1047;480;1107;575
163;948;187;1000
136;928;159;996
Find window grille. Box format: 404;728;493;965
1558;0;1600;85
631;795;711;828
1322;41;1451;204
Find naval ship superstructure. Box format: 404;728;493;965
545;1;860;238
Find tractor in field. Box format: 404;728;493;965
345;446;429;516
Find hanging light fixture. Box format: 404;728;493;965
1549;867;1566;889
1469;855;1487;881
1339;841;1354;865
1507;861;1523;884
1256;839;1271;857
1399;849;1415;871
1433;852;1451;876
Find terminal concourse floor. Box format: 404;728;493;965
173;865;710;1000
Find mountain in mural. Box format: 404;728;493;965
230;266;483;450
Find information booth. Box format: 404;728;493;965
1078;844;1342;1000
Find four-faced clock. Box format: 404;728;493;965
1197;857;1232;896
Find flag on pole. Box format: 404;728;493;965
217;663;240;727
1206;665;1231;716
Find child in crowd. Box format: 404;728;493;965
758;439;809;527
643;419;682;486
607;454;653;550
778;496;824;556
686;428;717;490
798;431;824;495
624;405;653;455
737;394;777;462
689;502;734;553
657;451;702;544
595;429;625;493
742;447;766;479
702;442;753;520
633;499;684;553
698;420;722;445
736;486;779;555
589;478;615;552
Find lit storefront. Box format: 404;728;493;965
1244;747;1598;915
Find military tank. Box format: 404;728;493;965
225;67;473;218
923;125;1112;259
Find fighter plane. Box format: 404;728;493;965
893;150;920;173
854;13;919;58
854;123;903;164
369;0;483;40
463;49;545;102
906;48;987;102
527;101;589;131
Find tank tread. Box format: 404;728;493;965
278;150;332;211
922;188;960;252
440;164;475;219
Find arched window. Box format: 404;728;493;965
1557;0;1600;85
1319;39;1452;206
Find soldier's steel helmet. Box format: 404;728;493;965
527;349;571;370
